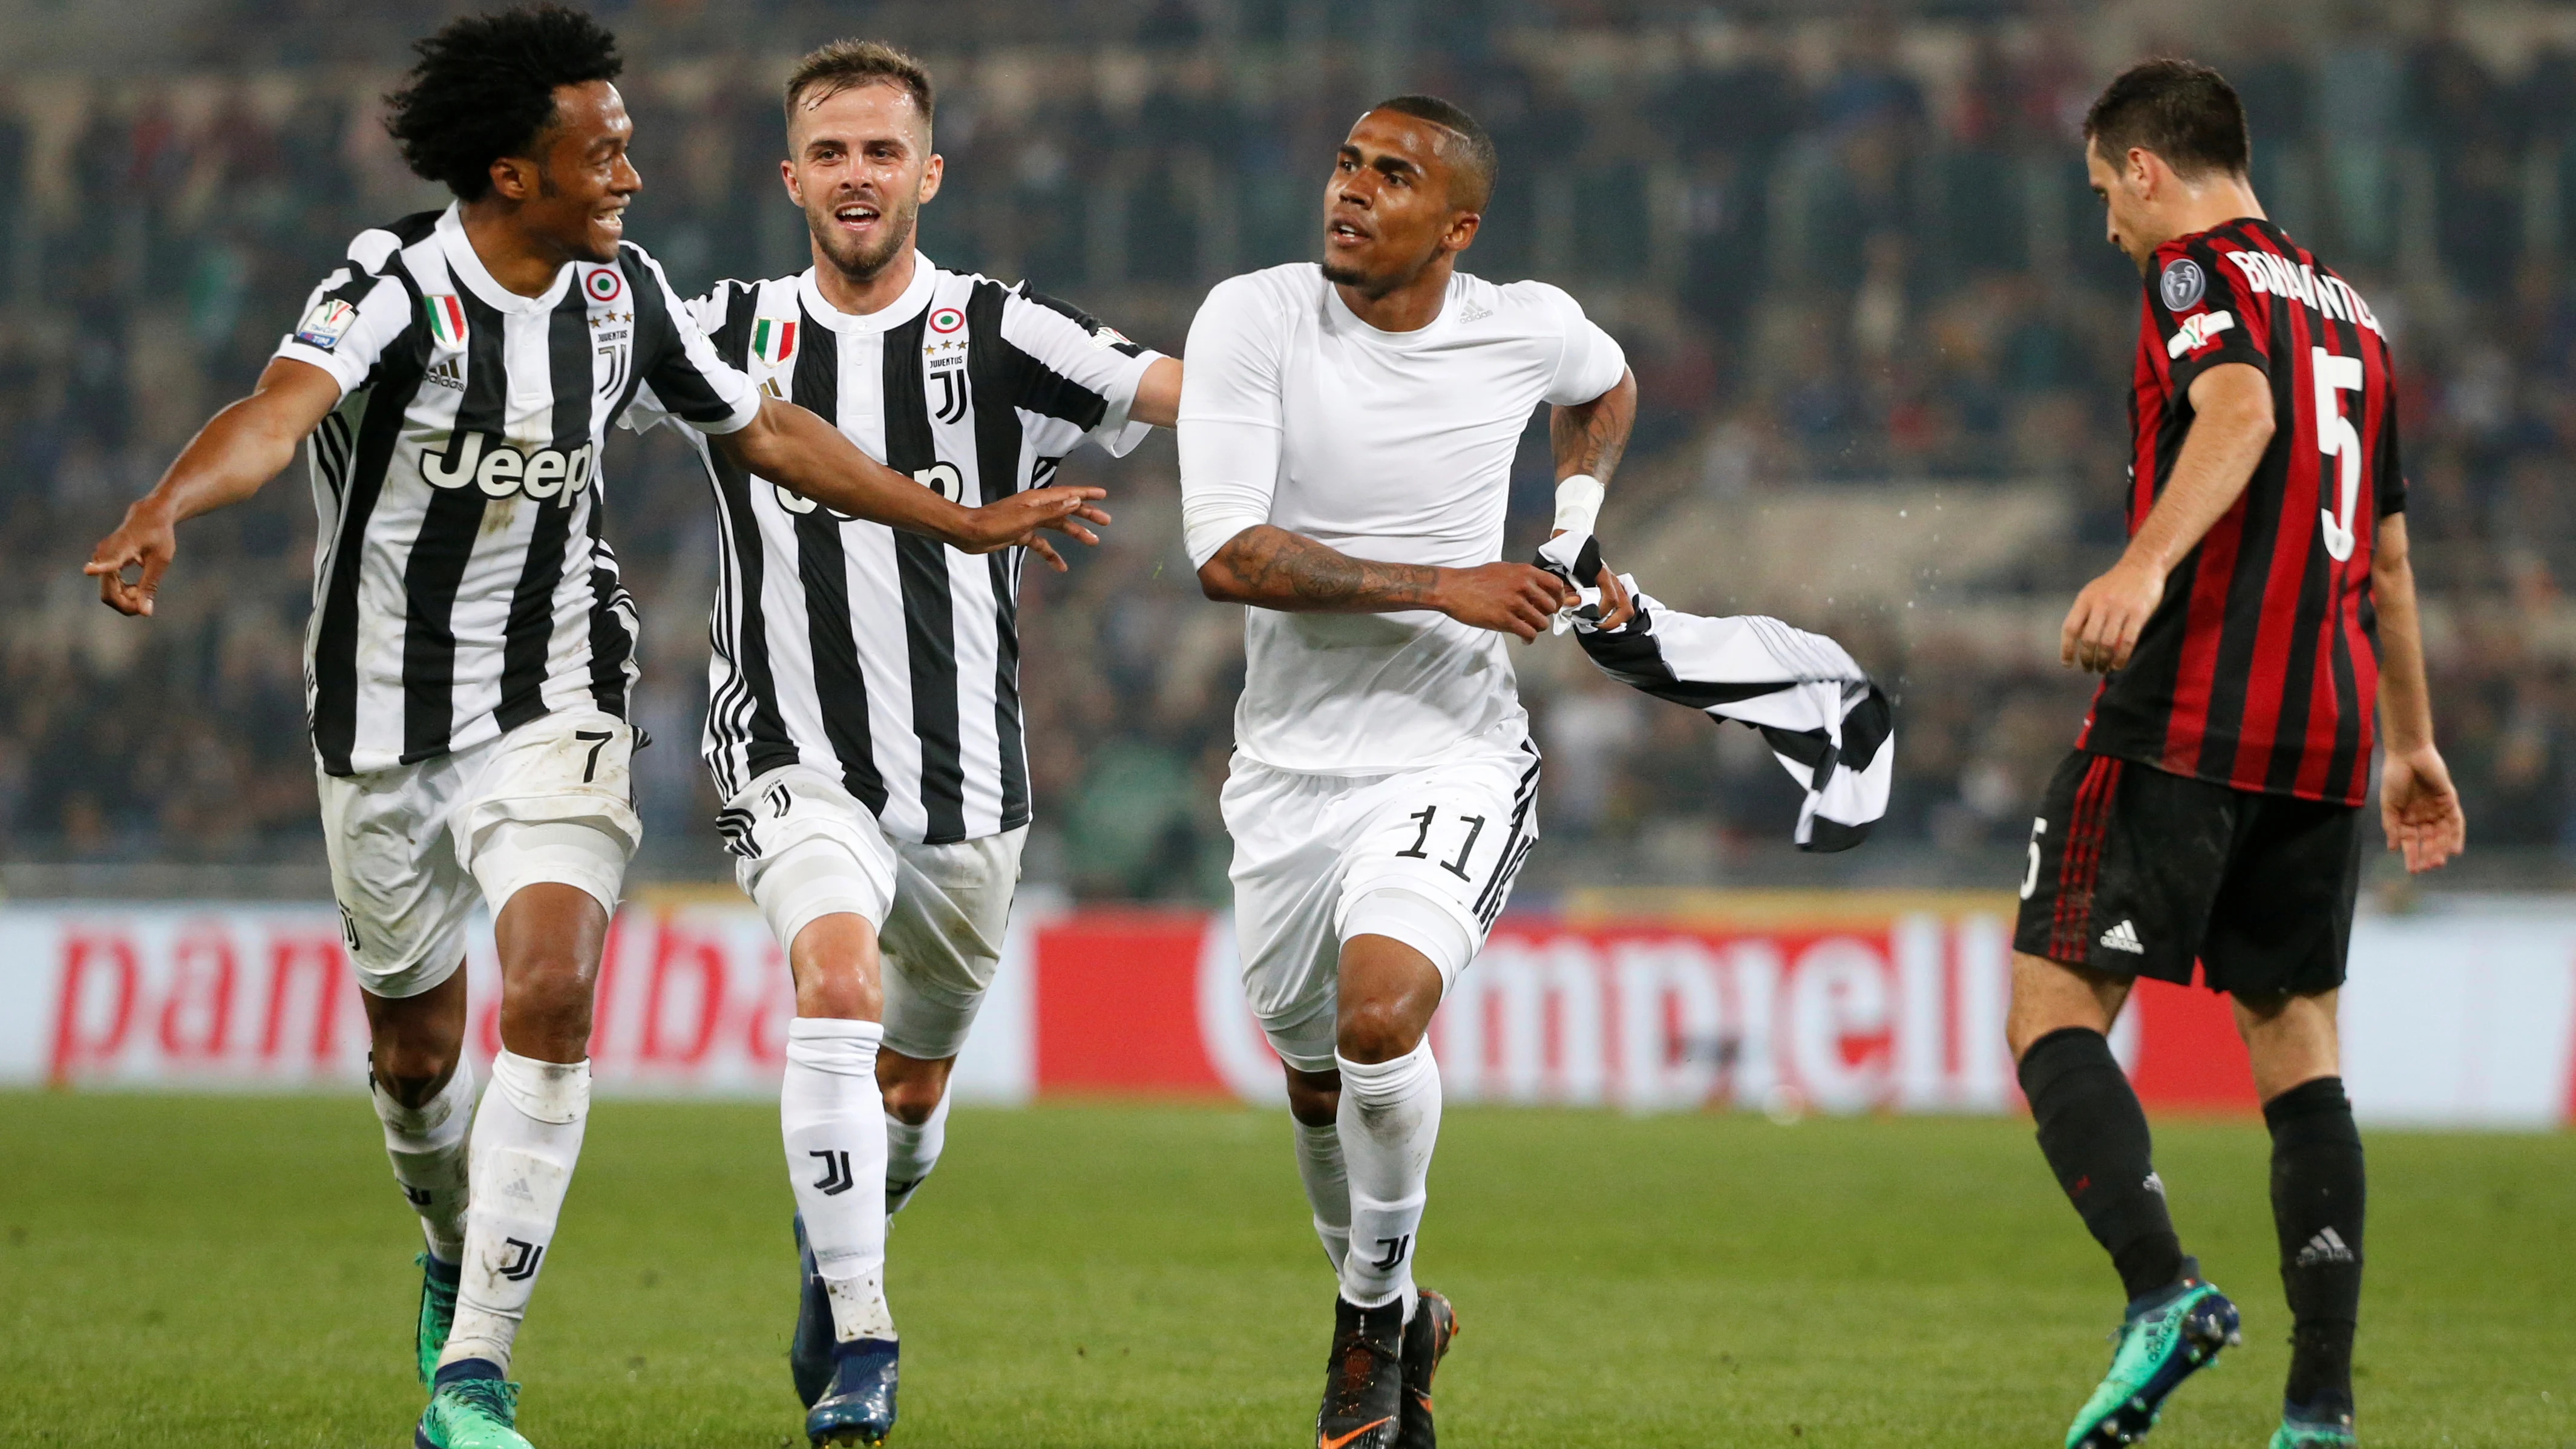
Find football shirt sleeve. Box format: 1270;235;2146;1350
1178;275;1286;569
271;259;411;399
1001;290;1164;458
1539;284;1630;407
621;249;761;437
2151;242;2270;398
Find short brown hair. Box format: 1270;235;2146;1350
784;39;934;136
2083;59;2249;180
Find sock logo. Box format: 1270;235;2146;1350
2296;1226;2355;1265
1369;1234;1412;1272
810;1149;856;1197
497;1238;545;1282
2099;919;2146;955
402;1184;435;1207
885;1173;928;1203
2143;1171;2166;1196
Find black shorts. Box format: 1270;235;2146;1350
2011;750;2363;996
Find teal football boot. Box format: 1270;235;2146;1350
2268;1405;2356;1447
415;1367;531;1449
2065;1263;2242;1448
416;1252;461;1387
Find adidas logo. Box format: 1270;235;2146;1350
425;356;465;391
1458;299;1492;322
2099;919;2146;955
2296;1227;2355;1265
502;1175;534;1202
2143;1171;2166;1197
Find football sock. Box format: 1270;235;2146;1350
2017;1026;2187;1305
440;1050;589;1375
883;1089;949;1216
372;1051;474;1262
1334;1040;1440;1314
784;1018;894;1342
2266;1075;2364;1418
1293;1117;1353;1273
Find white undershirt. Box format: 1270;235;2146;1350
1178;263;1627;774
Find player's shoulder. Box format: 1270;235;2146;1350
341;209;444;279
1480;274;1591;329
1207;262;1325;317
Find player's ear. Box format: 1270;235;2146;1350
781;156;803;209
1444;209;1480;254
487;155;531;204
917;152;943;205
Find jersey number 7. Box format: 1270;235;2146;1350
2313;346;2365;562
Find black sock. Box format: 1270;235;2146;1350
2266;1076;2364;1418
2018;1026;2186;1304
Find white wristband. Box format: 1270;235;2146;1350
1552;473;1604;537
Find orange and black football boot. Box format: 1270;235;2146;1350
1314;1295;1406;1449
1394;1289;1458;1448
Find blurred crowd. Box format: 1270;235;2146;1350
6;0;2576;894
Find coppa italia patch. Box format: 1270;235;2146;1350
293;298;358;350
423;295;468;350
583;267;623;304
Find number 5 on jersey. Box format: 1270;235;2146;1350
2313;346;2365;561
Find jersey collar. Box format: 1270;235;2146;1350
436;203;576;315
1320;266;1459;348
796;251;940;335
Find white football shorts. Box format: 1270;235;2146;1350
721;764;1027;1062
1222;739;1542;1073
318;707;641;1000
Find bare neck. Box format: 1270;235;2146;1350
1333;251;1456;333
811;240;920;316
457;201;570;298
2157;174;2270;251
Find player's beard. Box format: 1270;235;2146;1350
811;191;919;285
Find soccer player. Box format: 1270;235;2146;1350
1179;97;1635;1449
641;41;1176;1447
80;11;1104;1449
2009;61;2465;1449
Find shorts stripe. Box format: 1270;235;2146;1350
2050;756;2122;961
1471;745;1543;921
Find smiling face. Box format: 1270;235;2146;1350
785;80;941;283
500;80;638;264
1321;109;1479;296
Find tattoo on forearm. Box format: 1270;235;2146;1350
1221;526;1438;610
1552;389;1631;483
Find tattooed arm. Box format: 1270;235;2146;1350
1550;367;1635;489
1196;525;1571;642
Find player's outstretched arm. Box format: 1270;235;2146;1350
85;357;343;617
718;395;1111;571
2062;361;2275;673
1548;367;1639;628
2371;512;2465;872
1129;357;1183;430
1196;525;1572;642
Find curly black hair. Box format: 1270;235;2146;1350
384;5;625;201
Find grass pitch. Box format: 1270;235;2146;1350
1;1093;2570;1447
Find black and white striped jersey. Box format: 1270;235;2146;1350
655;259;1159;845
275;204;760;777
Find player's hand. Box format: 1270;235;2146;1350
85;501;178;617
950;485;1112;572
2060;555;2166;674
2380;742;2466;874
1433;561;1574;642
1549;528;1635;630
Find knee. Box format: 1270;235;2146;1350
369;1051;456;1108
881;1073;945;1126
1335;999;1421;1065
1284;1067;1340;1127
503;955;595;1049
798;959;884;1021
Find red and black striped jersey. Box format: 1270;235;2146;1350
2077;218;2404;807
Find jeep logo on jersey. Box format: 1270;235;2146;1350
421;431;595;503
914;460;963;500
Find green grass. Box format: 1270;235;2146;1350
1;1094;2570;1447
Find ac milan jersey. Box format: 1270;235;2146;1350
2079;218;2404;807
274;204;760;776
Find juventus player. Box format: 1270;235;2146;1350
2010;62;2463;1449
80;13;1103;1449
643;42;1175;1447
1180;97;1634;1449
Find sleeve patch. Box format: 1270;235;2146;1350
293;298;358;350
2166;309;2235;359
2158;257;2207;312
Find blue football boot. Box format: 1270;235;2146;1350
805;1336;899;1447
789;1213;834;1408
2065;1260;2243;1447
